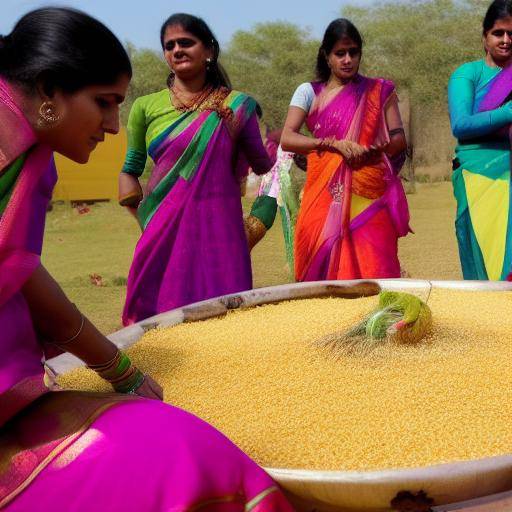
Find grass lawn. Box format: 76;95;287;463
42;182;460;334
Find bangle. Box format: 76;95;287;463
244;215;267;250
119;191;142;208
53;312;85;346
89;349;145;394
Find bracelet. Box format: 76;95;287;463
244;215;267;250
88;349;145;394
119;191;143;208
53;312;85;346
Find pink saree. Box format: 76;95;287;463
0;79;292;511
295;76;410;281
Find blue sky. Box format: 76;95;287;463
2;0;375;50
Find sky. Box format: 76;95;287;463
1;0;375;50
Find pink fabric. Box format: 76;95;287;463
0;79;57;426
5;400;293;512
295;76;410;281
311;76;410;239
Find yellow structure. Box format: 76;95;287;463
53;128;127;201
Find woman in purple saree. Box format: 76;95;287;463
119;14;272;325
0;8;292;511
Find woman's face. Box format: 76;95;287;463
326;37;361;82
35;74;130;164
163;24;213;82
484;16;512;65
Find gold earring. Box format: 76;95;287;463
37;101;60;127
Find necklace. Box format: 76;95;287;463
170;84;213;113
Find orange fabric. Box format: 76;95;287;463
295;78;398;281
294;151;341;279
352;165;386;199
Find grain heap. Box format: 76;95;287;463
59;289;512;471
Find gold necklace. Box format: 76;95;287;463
170;85;213;113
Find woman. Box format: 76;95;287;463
281;19;410;282
448;0;512;281
120;14;272;325
0;8;292;511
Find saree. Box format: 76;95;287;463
0;79;292;511
294;76;410;282
450;61;512;281
123;90;265;325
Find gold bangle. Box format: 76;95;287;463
119;191;143;207
244;215;267;251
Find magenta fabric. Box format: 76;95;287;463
4;399;292;512
0;79;57;427
308;77;410;237
295;76;410;282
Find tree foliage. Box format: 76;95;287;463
343;0;486;107
222;22;319;129
121;43;168;124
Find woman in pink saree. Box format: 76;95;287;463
281;19;410;281
0;8;292;511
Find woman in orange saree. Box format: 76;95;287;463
281;18;410;281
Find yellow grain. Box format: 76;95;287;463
59;289;512;471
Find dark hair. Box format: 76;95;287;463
0;7;131;94
483;0;512;33
316;18;363;82
160;13;231;89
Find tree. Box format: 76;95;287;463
223;22;319;129
121;43;168;124
342;0;484;107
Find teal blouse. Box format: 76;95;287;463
448;60;512;157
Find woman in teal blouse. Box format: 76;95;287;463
448;0;512;280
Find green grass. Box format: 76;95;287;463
42;182;460;335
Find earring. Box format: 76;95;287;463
37;101;60;128
206;57;212;70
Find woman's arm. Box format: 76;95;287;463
237;112;273;175
448;65;512;140
119;98;147;209
382;93;407;157
22;265;162;399
280;106;322;154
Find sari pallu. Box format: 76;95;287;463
294;76;410;282
123;92;259;325
452;66;512;281
0;80;292;511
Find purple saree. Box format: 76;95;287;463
122;90;271;325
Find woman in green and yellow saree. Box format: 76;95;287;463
448;0;512;280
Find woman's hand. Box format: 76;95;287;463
333;139;368;167
133;373;164;400
360;143;388;166
118;173;143;209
